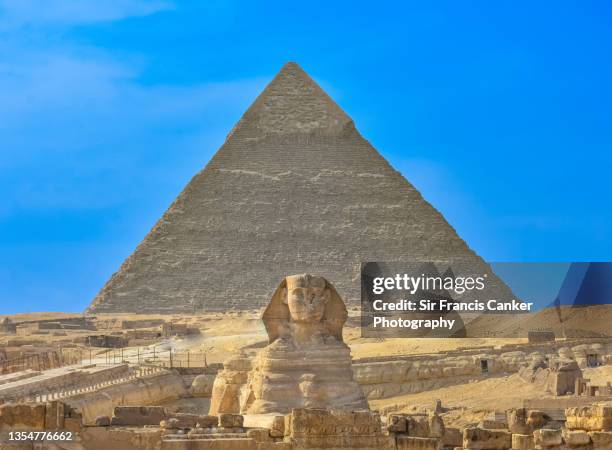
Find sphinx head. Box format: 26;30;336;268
284;274;330;323
262;274;348;343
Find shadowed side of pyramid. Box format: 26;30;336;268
88;62;512;314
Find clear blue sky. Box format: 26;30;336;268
1;1;611;314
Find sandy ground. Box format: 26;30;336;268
0;310;529;363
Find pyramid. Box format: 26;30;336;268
88;62;509;313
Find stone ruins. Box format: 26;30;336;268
1;295;612;448
211;274;367;415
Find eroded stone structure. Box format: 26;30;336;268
211;274;367;415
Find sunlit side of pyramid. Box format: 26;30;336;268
88;62;510;313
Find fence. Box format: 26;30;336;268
98;347;208;368
0;350;80;375
0;346;209;376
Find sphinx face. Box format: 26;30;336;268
285;275;329;323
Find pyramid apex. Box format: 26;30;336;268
232;62;353;135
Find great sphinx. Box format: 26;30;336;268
209;274;368;415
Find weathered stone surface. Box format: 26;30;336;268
87;62;512;314
0;403;45;431
80;426;163;450
94;415;110;426
508;408;531;434
563;429;591;446
161;418;180;429
164;413;217;429
44;401;65;430
208;353;252;415
588;431;612;449
282;408;395;448
545;360;583;396
191;374;216;398
213;275;368;415
218;413;244;428
533;428;562;447
512;433;535;450
270;415;285;438
246;428;271;442
396;436;440;449
527;411;551;430
478;419;506;429
566;404;612;431
287;408;381;438
442;427;462;448
67;370;188;425
463;427;512;449
110;406;167;426
387;414;407;433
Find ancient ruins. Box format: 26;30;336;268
1;63;611;449
210;274;367;415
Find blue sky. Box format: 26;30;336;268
1;1;611;314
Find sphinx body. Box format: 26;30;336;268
210;274;368;415
245;274;367;414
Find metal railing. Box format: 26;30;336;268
98;347;208;368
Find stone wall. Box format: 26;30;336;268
352;339;612;400
353;350;530;400
65;370;188;424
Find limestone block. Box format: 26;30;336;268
508;409;531;435
463;427;512;449
110;406;167;426
527;411;551;431
533;429;562;447
270;415;285;438
387;414;407;433
588;431;612;450
0;403;46;431
428;415;445;438
563;430;591;446
442;428;463;448
161;418;180;429
479;420;507;430
566;404;612;431
208;353;253;415
80;427;163;450
268;444;292;450
218;413;244;428
191;374;216;397
512;433;535;450
405;415;430;438
43;401;65;430
396;436;441;449
246;428;271;442
94;416;110;426
166;413;217;429
287;408;381;438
